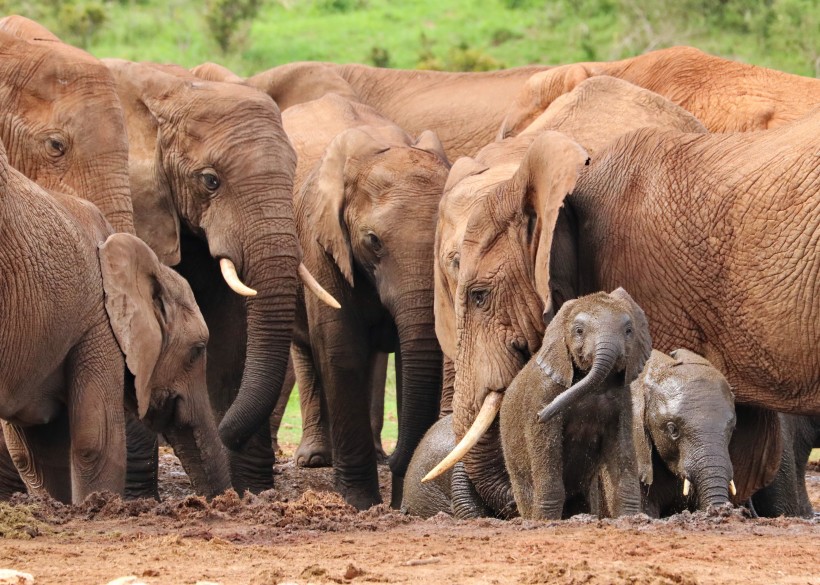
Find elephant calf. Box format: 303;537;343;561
500;288;651;520
632;349;737;516
402;415;489;519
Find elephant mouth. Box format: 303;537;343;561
142;389;180;433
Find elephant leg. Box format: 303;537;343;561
529;422;565;520
124;412;159;500
67;328;126;502
369;352;388;463
598;410;641;518
269;354;296;456
293;343;333;468
3;417;72;503
0;427;27;500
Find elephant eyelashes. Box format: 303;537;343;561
46;137;66;157
200;172;220;192
469;288;489;308
667;421;680;440
188;342;206;365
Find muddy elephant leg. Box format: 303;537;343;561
0;428;27;500
292;343;333;468
3;416;72;503
124;412;159;500
369;352;388;463
598;408;641;518
269;355;296;456
67;328;127;502
529;420;565;520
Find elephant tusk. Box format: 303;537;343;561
219;258;257;297
729;479;737;496
422;391;503;483
683;478;691;496
299;263;341;309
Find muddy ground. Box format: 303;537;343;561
0;449;817;585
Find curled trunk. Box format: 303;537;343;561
689;457;733;511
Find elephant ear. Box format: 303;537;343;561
444;157;489;194
104;59;185;266
534;298;576;388
631;350;666;486
99;233;170;419
303;127;391;287
513;131;589;308
610;287;653;384
413;130;449;163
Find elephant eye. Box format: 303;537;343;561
46;137;66;157
367;231;383;253
469;288;489;308
666;421;680;440
200;171;220;192
574;325;584;336
625;326;633;336
189;342;207;364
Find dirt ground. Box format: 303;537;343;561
0;450;817;585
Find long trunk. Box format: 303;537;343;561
537;339;619;422
75;158;135;235
387;299;443;508
463;420;517;518
164;423;231;500
217;229;299;451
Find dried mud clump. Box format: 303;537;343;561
525;561;698;585
0;502;47;539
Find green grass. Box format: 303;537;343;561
277;354;399;456
4;1;817;77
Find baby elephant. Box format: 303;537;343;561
632;349;737;516
501;288;651;520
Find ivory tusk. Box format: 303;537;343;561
219;258;257;296
299;263;341;309
683;478;691;497
729;479;737;496
422;391;503;483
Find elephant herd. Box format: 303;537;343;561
0;16;817;523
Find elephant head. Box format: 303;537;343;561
99;233;231;498
633;349;736;510
296;120;451;479
0;18;133;233
534;287;652;422
103;60;337;452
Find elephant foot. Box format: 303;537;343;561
335;465;382;510
295;435;333;468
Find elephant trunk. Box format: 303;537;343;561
78;159;135;235
686;445;734;510
164;418;231;499
536;338;620;422
217;223;299;451
463;419;517;518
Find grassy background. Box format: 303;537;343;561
2;1;817;77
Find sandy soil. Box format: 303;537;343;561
0;451;817;585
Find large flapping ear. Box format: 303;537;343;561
99;233;166;419
104;59;186;265
0;15;61;42
631;350;666;486
513;131;589;308
534;298;577;388
444;157;489;194
610;287;653;384
499;64;595;139
413;130;449;163
303;127;391;287
729;404;783;503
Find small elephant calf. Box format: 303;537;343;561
501;288;651;520
632;349;737;516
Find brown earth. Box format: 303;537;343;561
0;448;817;585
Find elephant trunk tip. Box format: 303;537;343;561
218;415;252;451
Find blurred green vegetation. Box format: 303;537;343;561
0;0;816;77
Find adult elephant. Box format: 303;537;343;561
243;63;549;159
0;137;229;503
434;84;819;517
0;17;133;233
105;60;336;493
499;46;820;138
283;94;449;509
